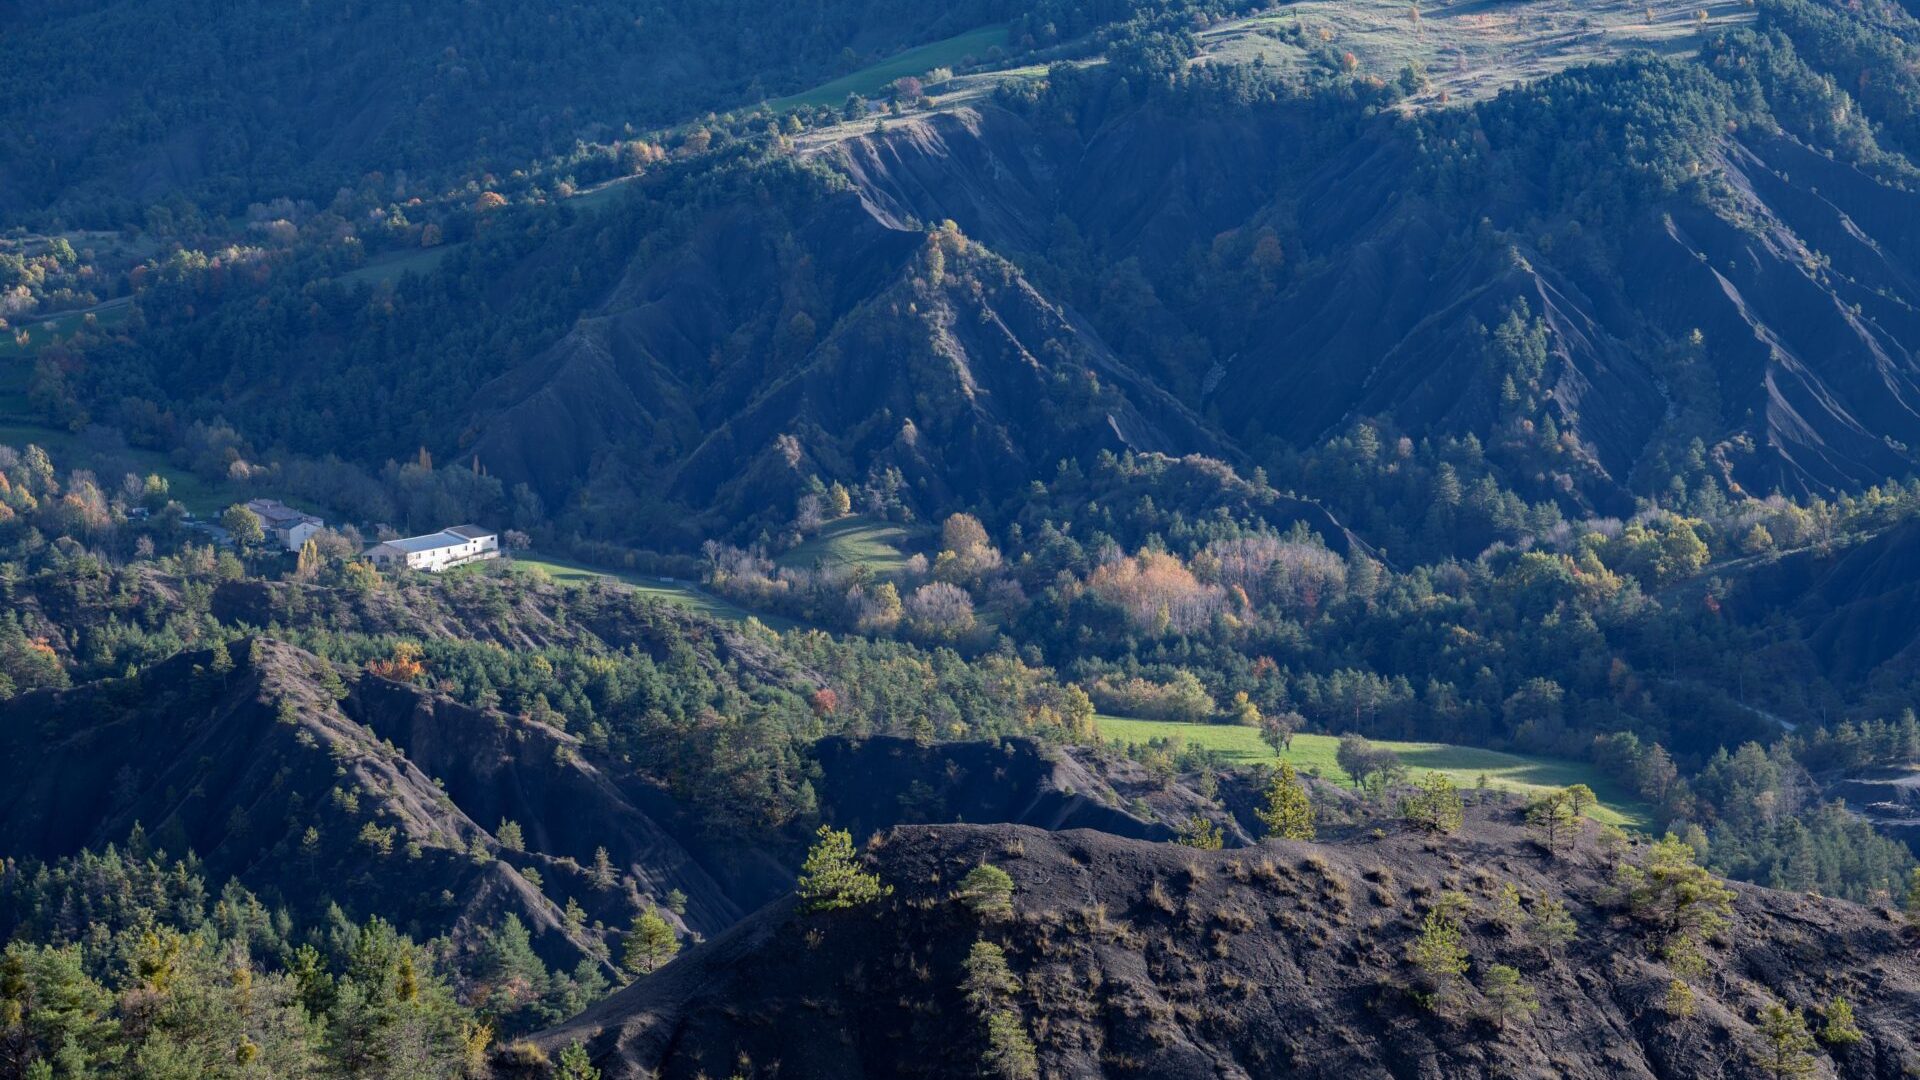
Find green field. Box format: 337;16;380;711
0;421;233;515
568;177;640;212
770;25;1010;110
0;301;131;359
334;244;458;288
1096;716;1645;827
509;555;798;630
777;515;918;573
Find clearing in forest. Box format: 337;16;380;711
1097;714;1647;826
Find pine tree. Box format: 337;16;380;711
1402;772;1464;834
1480;964;1538;1030
590;847;616;891
958;864;1016;919
496;819;525;852
1563;784;1597;818
556;1043;600;1080
1256;761;1315;840
209;639;235;681
1754;1003;1818;1079
961;940;1022;1009
1615;835;1734;967
1664;979;1697;1021
796;826;890;912
621;908;679;977
1819;996;1864;1048
1175;814;1224;850
1407;909;1469;1003
1526;896;1577;958
1492;882;1525;930
1526;791;1578;858
982;1010;1039;1080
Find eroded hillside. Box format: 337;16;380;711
507;817;1920;1079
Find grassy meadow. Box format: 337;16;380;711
1096;715;1646;827
509;555;798;630
776;514;919;573
770;25;1010;110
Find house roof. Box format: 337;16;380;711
244;498;322;528
370;526;494;554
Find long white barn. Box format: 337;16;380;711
363;525;498;572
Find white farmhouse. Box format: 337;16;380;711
245;498;325;552
363;525;499;572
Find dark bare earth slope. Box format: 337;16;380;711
509;816;1920;1079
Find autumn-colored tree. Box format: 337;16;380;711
1086;550;1225;634
295;537;322;579
367;641;425;682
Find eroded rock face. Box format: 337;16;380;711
510;817;1920;1080
825;106;1920;506
452;92;1920;539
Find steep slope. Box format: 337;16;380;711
0;627;1209;960
464;182;1233;541
1724;519;1920;682
510;815;1920;1079
819;65;1920;506
0;637;753;966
